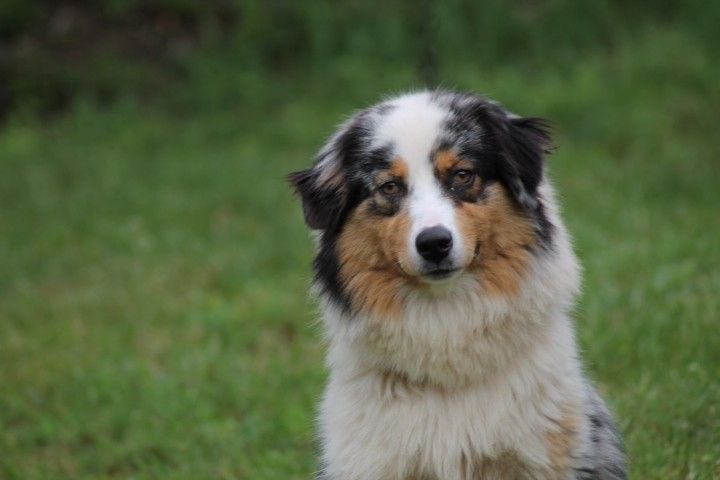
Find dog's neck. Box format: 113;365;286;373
323;271;578;390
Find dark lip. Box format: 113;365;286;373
424;268;459;280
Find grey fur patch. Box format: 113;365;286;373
573;384;627;479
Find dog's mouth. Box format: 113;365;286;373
394;257;465;283
422;267;462;282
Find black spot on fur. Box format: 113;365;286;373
315;460;330;480
573;466;598;479
574;388;628;479
314;232;352;312
355;145;393;180
534;199;554;249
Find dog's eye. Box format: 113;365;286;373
379;181;402;196
452;169;475;187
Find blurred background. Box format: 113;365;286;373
1;1;718;478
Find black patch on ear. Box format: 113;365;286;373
288;114;375;233
500;116;553;210
493;114;555;247
287;168;346;231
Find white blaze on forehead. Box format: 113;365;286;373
371;92;448;164
371;92;464;266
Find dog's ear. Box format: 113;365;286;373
288;118;363;231
493;113;553;210
287;163;346;230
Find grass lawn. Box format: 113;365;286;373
1;27;719;479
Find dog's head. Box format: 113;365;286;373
290;91;557;317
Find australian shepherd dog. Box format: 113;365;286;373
289;91;626;480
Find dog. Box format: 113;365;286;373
289;91;626;480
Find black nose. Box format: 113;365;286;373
415;226;453;263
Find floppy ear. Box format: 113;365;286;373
495;115;553;210
288;118;362;230
287;163;347;230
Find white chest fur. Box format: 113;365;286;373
319;296;585;480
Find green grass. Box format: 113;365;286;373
1;26;719;479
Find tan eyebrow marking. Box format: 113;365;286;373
434;150;476;183
389;157;408;179
435;149;459;175
375;157;409;185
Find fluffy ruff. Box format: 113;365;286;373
290;91;626;479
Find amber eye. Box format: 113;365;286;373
379;181;401;195
452;169;475;186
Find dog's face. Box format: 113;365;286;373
290;91;554;316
